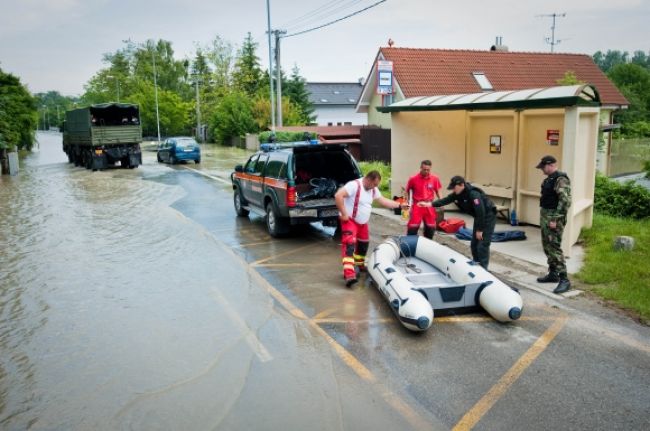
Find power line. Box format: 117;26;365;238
280;0;352;30
284;0;387;38
283;0;366;33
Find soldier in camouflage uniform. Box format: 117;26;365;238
536;155;572;294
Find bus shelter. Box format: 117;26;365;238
378;84;601;256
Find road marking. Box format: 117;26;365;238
452;316;569;431
233;241;275;247
251;243;318;266
256;262;330;268
313;315;556;325
312;308;337;320
170;208;436;430
182;165;230;184
208;288;273;363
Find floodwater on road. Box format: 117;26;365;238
0;133;416;430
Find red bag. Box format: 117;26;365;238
438;218;465;233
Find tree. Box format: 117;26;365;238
284;65;315;124
608;63;650;137
232;33;263;97
556;70;586;86
593;50;629;73
129;81;191;137
210;91;257;144
0;68;38;151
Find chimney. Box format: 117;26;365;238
490;36;509;52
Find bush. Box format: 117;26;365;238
359;161;391;196
644;160;650;179
259;130;316;143
594;173;650;218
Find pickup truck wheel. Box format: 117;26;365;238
266;203;289;237
234;191;249;217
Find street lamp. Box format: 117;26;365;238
106;75;120;102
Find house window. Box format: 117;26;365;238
344;122;352;126
472;72;493;91
382;94;394;106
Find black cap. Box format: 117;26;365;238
447;175;465;190
536;155;557;169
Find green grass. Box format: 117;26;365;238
577;213;650;322
359;161;391;197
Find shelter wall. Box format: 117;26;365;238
390;111;466;197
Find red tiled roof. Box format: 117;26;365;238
380;48;628;106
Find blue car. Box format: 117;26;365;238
157;137;201;164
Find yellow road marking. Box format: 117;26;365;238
169;208;435;430
312;308;337;320
452;316;569;431
256;262;329;268
209;288;273;363
252;243;317;266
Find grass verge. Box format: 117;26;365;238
577;213;650;322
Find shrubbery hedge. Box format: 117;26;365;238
594;173;650;218
259;131;316;143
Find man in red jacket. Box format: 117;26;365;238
405;160;442;238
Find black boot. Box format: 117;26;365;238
537;272;559;283
553;278;571;294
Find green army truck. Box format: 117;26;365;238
62;103;143;170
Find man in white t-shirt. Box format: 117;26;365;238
335;170;404;287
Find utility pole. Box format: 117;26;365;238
151;47;162;144
538;12;566;52
194;77;202;142
274;30;286;127
266;0;276;133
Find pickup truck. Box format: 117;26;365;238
231;142;362;237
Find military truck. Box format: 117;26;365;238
62;103;143;170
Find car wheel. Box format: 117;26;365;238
234;190;249;217
157;153;162;162
195;159;201;164
266;203;289;237
170;155;176;165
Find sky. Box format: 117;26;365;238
1;0;649;96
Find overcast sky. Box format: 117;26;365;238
1;0;648;96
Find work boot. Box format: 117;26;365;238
553;278;571;294
537;272;560;283
345;276;358;288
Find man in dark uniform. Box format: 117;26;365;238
536;155;572;294
431;176;497;269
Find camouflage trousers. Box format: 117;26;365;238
540;208;567;276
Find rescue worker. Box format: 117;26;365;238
335;170;405;287
536;155;572;294
405;160;442;239
431;176;497;270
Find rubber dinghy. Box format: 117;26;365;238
367;235;523;331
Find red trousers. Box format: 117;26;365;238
340;218;369;279
407;205;437;237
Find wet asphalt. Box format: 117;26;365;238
1;133;648;430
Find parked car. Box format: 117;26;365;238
231;142;361;237
157;137;201;164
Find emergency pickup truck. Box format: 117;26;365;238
231;142;362;237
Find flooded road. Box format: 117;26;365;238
2;133;649;430
0;133;419;430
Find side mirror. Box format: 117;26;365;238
234;164;244;173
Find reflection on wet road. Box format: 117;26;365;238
0;133;423;430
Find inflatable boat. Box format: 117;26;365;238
366;235;523;331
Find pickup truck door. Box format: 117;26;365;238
248;153;268;207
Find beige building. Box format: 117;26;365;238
379;85;601;255
356;47;628;174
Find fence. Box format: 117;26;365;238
609;138;650;177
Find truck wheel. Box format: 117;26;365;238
266;203;289;237
234;191;249;217
170;155;176;165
